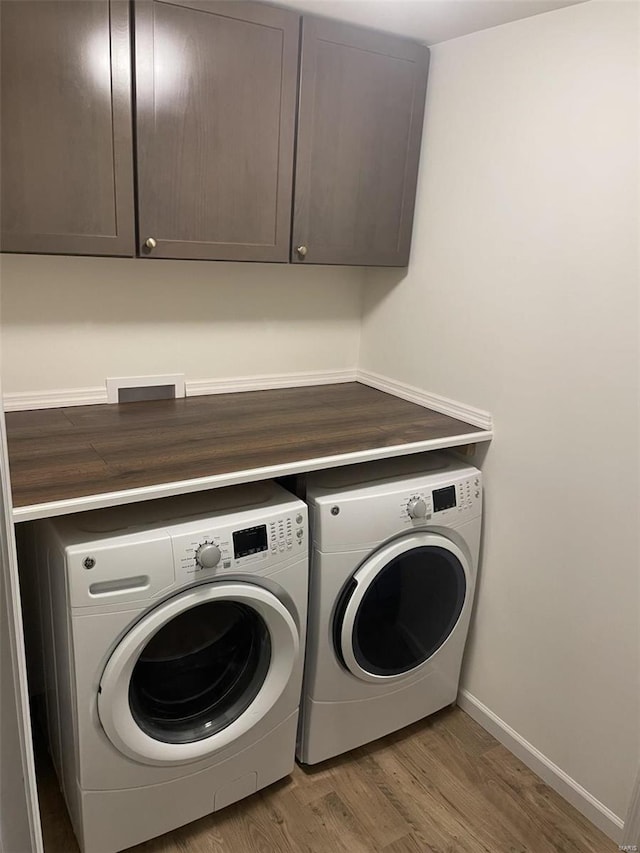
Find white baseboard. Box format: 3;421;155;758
1;368;494;439
357;369;493;430
186;368;358;396
457;688;624;843
2;387;107;411
1;370;358;411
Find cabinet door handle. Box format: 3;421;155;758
144;237;157;250
296;245;308;258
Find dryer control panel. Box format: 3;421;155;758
400;472;481;524
308;456;481;552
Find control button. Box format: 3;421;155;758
195;542;221;569
475;490;480;498
296;529;304;539
407;497;427;519
296;514;303;524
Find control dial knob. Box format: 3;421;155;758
407;497;427;519
195;542;221;569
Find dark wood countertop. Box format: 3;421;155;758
5;382;491;521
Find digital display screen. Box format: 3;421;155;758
433;485;456;512
233;525;268;558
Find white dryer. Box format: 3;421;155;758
297;453;481;765
30;481;308;853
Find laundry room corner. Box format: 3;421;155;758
358;0;640;839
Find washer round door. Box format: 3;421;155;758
98;582;299;765
334;532;470;684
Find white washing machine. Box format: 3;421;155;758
297;452;481;764
29;481;308;853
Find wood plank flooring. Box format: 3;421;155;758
36;707;616;853
5;383;486;512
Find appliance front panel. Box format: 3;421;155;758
311;468;481;551
67;532;175;608
170;505;307;583
66;500;308;610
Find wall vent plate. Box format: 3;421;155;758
106;374;186;404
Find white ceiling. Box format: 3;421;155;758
283;0;587;45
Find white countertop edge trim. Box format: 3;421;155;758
2;369;358;411
11;430;492;523
1;369;493;433
3;386;107;410
357;370;493;430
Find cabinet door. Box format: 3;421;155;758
0;0;135;257
135;0;299;262
293;18;429;267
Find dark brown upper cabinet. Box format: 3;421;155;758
134;0;299;262
1;2;430;267
292;17;429;267
0;0;135;256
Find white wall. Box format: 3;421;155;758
360;0;639;824
0;255;364;395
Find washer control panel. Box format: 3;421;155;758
268;512;306;556
171;508;307;581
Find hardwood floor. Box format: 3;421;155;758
36;707;616;853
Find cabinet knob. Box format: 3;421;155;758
144;237;157;250
296;245;308;258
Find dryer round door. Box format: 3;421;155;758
335;532;470;684
98;582;299;766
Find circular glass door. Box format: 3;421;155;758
129;600;271;744
98;582;299;766
335;533;469;683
